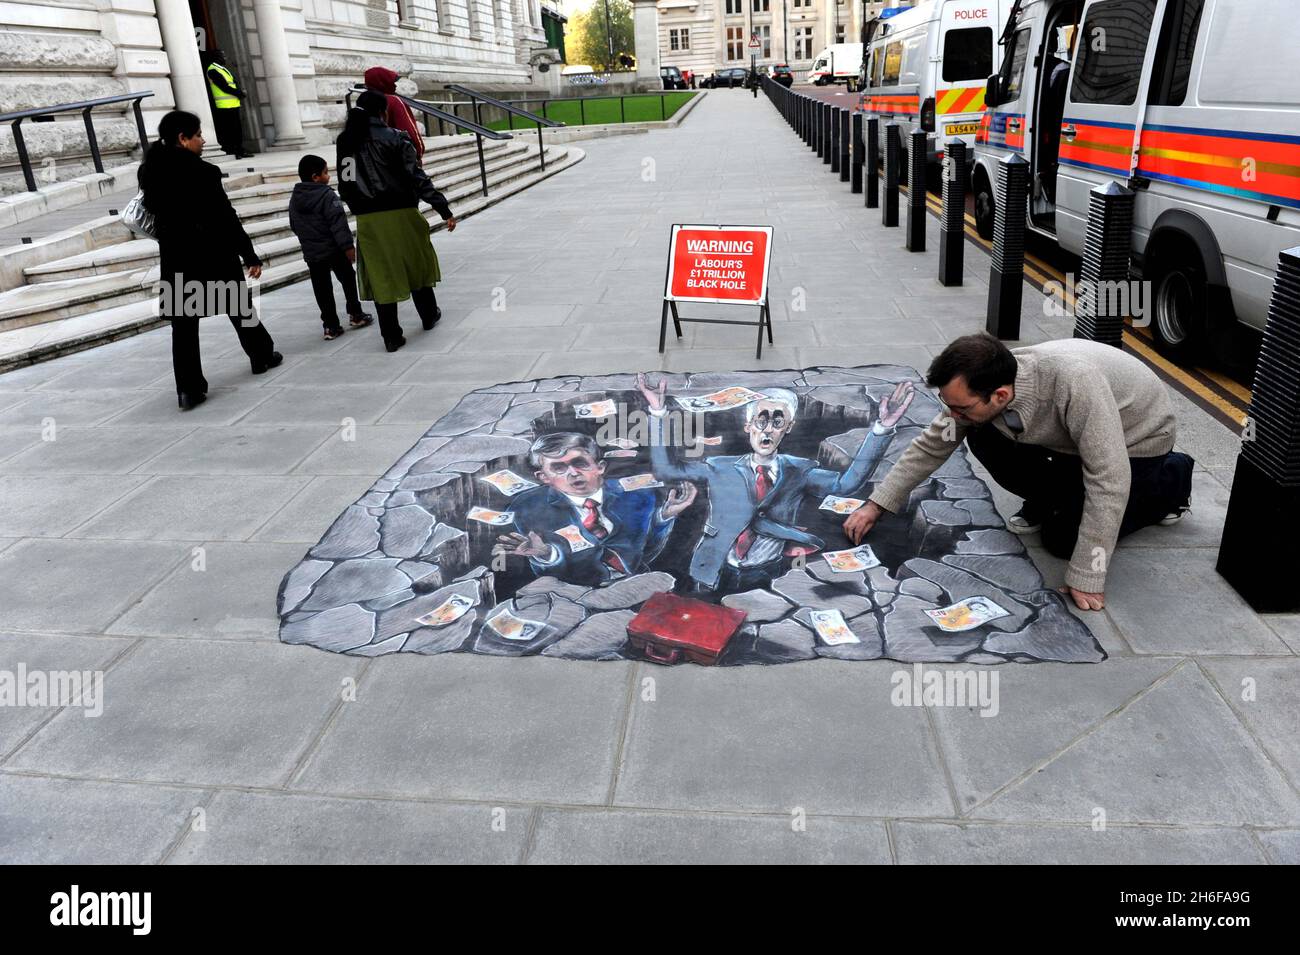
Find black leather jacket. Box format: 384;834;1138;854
336;118;452;219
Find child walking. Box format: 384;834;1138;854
288;155;373;340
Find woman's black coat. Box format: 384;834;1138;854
138;146;260;299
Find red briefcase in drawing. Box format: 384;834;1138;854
627;592;747;666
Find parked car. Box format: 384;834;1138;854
660;66;687;90
703;67;749;89
772;63;794;88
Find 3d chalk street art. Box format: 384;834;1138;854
277;365;1107;665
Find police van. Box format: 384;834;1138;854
808;43;865;89
861;0;1013;172
975;0;1300;357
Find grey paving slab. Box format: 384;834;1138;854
927;658;1176;811
103;384;279;426
797;345;933;371
135;425;334;475
292;654;630;804
0;774;199;864
1256;829;1300;864
0;539;183;632
0;425;194;474
527;807;893;864
390;352;541;386
0;474;147;537
0;631;133;757
231;385;405;426
891;821;1265;864
1263;615;1300;654
0;427;55;464
2;388;154;427
269;353;421;388
289;422;430;475
33;358;172;392
530;350;666;379
614;660;954;817
168;790;529;864
71;475;309;541
1200;658;1300;791
7;639;362;787
456;305;576;328
248;474;377;543
1123;470;1229;548
976;663;1300;826
1104;549;1288;655
107;542;306;640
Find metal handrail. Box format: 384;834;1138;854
343;86;511;197
445;84;562;173
0;91;153;193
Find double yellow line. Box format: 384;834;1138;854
912;186;1251;428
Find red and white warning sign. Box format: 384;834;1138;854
664;224;773;305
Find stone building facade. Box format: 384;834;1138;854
0;0;559;193
656;0;890;78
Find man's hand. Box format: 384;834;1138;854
247;264;262;280
345;247;356;264
844;501;884;544
445;216;457;233
1061;586;1105;611
493;531;548;559
636;372;667;413
661;481;697;519
876;380;915;429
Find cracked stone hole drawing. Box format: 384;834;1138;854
277;365;1106;665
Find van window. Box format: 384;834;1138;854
1004;27;1031;101
943;27;994;83
1149;0;1204;106
1070;0;1157;106
872;49;884;86
882;41;903;86
1199;0;1298;107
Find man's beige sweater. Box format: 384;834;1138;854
870;340;1176;593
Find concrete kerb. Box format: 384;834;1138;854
546;89;708;144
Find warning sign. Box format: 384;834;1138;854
665;224;773;305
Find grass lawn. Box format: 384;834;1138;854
480;92;697;130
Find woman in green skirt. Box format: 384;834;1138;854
337;90;457;352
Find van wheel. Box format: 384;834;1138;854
973;171;995;240
1150;255;1210;360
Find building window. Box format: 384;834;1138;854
726;0;742;13
794;25;813;59
792;0;811;7
836;24;846;43
757;25;770;58
752;0;769;12
727;26;744;60
669;28;690;51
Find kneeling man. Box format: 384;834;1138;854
845;335;1194;611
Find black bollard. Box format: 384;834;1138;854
816;103;825;157
906;129;927;252
851;112;864;194
938;140;966;287
1217;247;1300;612
865;116;879;209
1072;181;1135;348
882;122;901;227
823;104;833;165
985;153;1030;339
831;108;842;174
839;108;851;183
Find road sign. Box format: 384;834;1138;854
749;34;761;49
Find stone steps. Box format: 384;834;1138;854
0;144;584;372
23;142;554;285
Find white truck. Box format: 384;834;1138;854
807;43;865;90
861;0;1013;172
974;0;1300;358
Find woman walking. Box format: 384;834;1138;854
137;110;281;410
336;91;456;352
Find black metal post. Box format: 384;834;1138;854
882;122;900;227
838;108;850;183
906;129;926;252
132;98;148;153
476;133;489;196
13;120;35;192
580;98;586;125
985;153;1030;339
803;97;811;145
823;104;832;165
938;140;966;287
80;107;103;174
620;96;625;123
831;107;842;174
851;111;864;194
865;115;879;209
1217;247;1300;611
661;94;666;120
537;125;546;171
1072;181;1136;348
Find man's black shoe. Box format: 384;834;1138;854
178;392;207;411
251;351;283;375
385;336;407;353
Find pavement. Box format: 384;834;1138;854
1;88;1297;865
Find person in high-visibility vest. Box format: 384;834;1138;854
206;50;250;159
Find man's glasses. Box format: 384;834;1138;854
752;411;787;432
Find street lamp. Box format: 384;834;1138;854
603;0;614;70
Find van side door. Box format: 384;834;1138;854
1055;0;1166;254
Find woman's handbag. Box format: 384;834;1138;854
121;190;157;240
